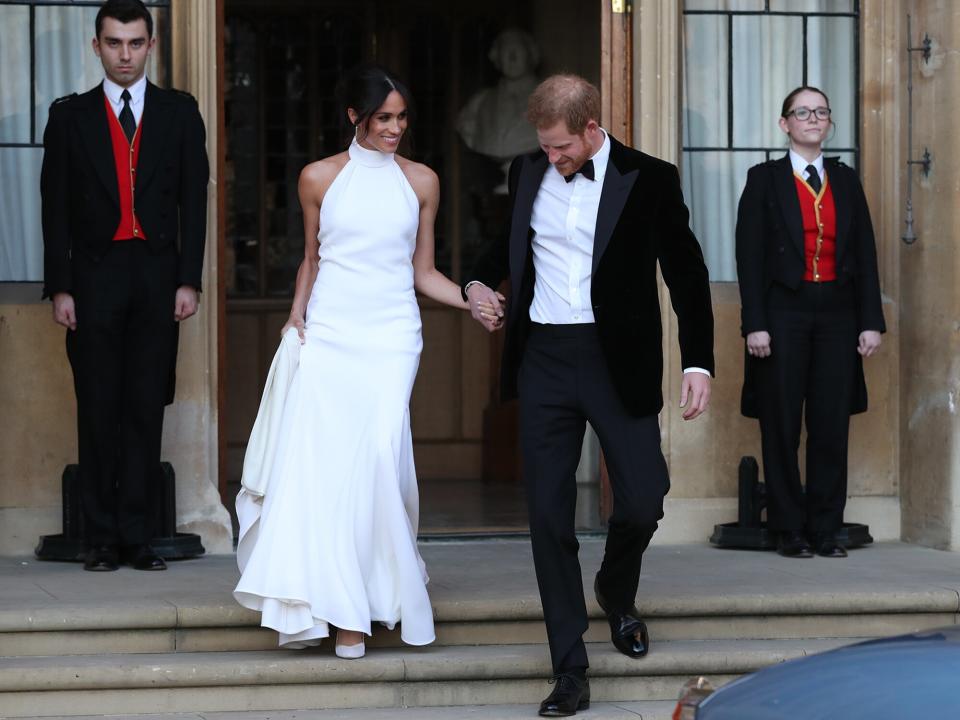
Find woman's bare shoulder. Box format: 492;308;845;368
396;156;439;197
300;152;349;184
299;152;350;200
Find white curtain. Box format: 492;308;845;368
0;5;166;282
681;9;856;283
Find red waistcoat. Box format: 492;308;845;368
104;92;147;241
794;173;835;282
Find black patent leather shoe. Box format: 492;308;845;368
816;535;848;558
538;673;590;717
594;576;650;658
123;544;167;571
777;530;814;558
83;545;119;572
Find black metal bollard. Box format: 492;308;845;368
710;456;873;550
35;463;205;561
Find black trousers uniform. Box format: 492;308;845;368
755;281;858;537
519;323;668;675
66;241;178;547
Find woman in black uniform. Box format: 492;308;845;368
735;86;885;559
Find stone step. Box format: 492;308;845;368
11;702;679;720
0;638;845;718
1;593;953;657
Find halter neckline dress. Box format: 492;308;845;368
234;139;435;648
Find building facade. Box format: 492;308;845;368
0;0;957;554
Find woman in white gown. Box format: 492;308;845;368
233;67;502;658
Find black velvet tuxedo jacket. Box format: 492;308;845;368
735;154;886;417
468;135;715;418
41;81;209;299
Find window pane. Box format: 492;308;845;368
684;0;763;9
732;15;803;147
33;6;103;142
34;6;169;142
0;148;43;282
683;14;728;148
682;151;764;283
770;0;854;12
807;16;856;150
0;5;31;144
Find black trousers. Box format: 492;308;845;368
66;241;178;547
519;323;668;675
756;281;858;536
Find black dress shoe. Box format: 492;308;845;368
594;575;650;658
83;545;119;572
123;544;167;571
816;535;848;558
539;673;590;717
777;530;814;558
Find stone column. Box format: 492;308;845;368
898;1;960;549
165;0;232;553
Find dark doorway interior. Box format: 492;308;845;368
221;0;601;537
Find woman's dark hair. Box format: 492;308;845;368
335;65;414;145
780;85;831;117
96;0;154;38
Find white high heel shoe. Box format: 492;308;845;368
335;631;365;659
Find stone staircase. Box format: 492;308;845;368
1;541;958;718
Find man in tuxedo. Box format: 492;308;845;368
464;75;714;717
41;0;208;572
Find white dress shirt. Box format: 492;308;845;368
789;149;824;185
528;131;611;325
467;129;709;377
103;74;147;126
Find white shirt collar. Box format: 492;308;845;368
789;149;823;179
546;128;611;184
103;74;148;107
589;129;611;181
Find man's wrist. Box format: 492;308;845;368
683;367;711;377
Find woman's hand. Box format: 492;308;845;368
746;330;772;358
467;284;506;332
858;330;882;357
282;313;306;344
473;292;507;331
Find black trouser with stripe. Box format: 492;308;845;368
519;322;668;675
66;241;178;548
756;281;858;537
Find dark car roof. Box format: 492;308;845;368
698;626;960;719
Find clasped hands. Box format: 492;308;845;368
466;283;506;333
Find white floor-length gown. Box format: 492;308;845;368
233;139;435;649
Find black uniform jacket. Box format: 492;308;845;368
467;135;715;418
40;81;209;298
735;154;886;418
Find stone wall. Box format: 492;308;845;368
898;1;960;549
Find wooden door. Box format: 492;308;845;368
218;0;607;533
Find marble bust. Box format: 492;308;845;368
457;28;541;181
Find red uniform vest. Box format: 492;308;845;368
794;173;836;282
104;92;146;241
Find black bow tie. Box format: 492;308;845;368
564;159;595;183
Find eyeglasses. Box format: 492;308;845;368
785;106;832;121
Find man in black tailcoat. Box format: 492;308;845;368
41;0;208;572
